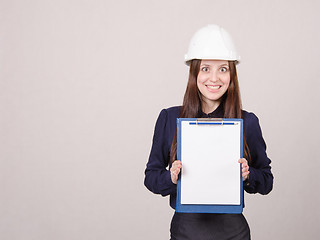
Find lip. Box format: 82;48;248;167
206;84;221;92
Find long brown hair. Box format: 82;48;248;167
170;59;251;163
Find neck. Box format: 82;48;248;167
201;100;221;114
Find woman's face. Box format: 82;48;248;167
197;59;230;110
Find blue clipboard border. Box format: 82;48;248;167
175;118;243;214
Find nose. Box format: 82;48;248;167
208;70;219;82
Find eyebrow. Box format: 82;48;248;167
200;63;229;67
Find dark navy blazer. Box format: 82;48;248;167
144;104;273;209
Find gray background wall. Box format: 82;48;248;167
1;0;319;239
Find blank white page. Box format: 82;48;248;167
180;121;241;205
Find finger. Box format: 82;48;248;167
173;161;182;170
171;170;178;179
171;165;181;175
172;167;180;175
176;161;182;169
174;170;180;180
173;160;182;168
242;171;250;178
171;163;178;171
238;158;247;163
242;165;249;172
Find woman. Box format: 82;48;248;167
144;24;273;240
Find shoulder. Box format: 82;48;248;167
241;110;263;138
158;106;181;119
155;106;181;128
241;110;259;124
165;106;181;116
153;106;181;146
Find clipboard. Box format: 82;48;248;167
176;118;243;214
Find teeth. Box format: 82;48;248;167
207;85;220;90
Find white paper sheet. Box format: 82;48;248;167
180;121;241;205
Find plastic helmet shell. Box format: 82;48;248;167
184;24;240;65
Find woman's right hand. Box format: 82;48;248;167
170;160;182;184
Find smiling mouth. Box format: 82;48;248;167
206;85;221;90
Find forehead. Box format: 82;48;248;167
200;59;229;66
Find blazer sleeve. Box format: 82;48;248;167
244;112;274;195
144;109;176;196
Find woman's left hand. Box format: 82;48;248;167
238;158;250;181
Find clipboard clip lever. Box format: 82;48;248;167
191;118;237;125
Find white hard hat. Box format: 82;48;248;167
185;24;240;65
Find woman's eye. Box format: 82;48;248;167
201;67;209;72
220;67;229;72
